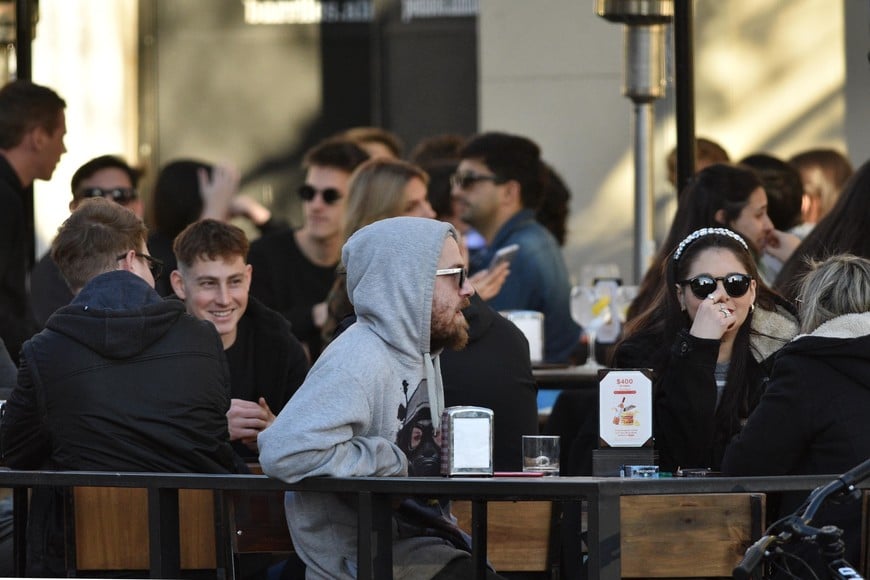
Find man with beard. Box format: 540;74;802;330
259;217;505;579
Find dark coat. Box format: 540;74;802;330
241;295;309;408
0;270;236;575
722;312;870;565
228;295;309;460
441;294;539;472
0;155;36;361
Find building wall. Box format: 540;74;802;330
26;0;862;277
479;0;852;283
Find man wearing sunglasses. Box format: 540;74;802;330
453;132;582;364
30;155;144;328
1;198;236;576
249;137;369;361
260;217;508;579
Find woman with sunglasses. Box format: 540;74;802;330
614;227;798;472
628;163;782;322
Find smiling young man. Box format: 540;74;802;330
248;137;369;360
171;219;309;460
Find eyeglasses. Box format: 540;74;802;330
435;267;468;288
449;172;503;190
679;273;753;300
80;187;139;204
116;252;164;280
298;184;342;205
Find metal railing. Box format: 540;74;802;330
1;468;865;580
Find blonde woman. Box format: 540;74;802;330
723;253;870;569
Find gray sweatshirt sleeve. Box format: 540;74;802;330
257;367;408;483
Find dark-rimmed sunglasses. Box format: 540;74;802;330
80;187;139;204
449;172;503;190
116;252;164;280
679;273;753;300
298;184;342;205
435;267;468;288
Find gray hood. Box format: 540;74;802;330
343;217;457;429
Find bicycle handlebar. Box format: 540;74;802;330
733;535;779;580
732;457;870;579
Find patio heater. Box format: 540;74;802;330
596;0;673;283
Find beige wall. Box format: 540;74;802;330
480;0;850;283
31;0;139;257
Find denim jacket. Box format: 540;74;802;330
472;209;581;362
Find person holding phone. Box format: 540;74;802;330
453;132;583;364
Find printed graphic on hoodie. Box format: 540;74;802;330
396;378;441;476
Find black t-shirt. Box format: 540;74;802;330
248;229;337;359
225;315;255;401
225;317;258;461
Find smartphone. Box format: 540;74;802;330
488;243;520;270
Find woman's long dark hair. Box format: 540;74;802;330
621;229;783;448
628;164;764;321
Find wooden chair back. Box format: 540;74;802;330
620;493;765;578
70;486;218;571
229;463;295;555
227;489;296;554
452;500;553;573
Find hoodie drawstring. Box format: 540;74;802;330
424;352;445;431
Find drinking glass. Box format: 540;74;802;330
522;435;560;476
570;285;609;368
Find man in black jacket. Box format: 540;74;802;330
171;219;309;461
0;80;67;362
0;198;236;576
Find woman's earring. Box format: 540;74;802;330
750;303;756;313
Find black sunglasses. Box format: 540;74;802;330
298;184;342;205
679;273;753;300
116;252;164;280
80;187;138;204
449;172;503;190
435;267;468;288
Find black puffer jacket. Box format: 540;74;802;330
0;270;235;575
722;312;870;566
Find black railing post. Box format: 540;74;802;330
147;486;180;578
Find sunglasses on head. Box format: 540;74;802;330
298;184;342;205
80;187;138;204
679;273;753;300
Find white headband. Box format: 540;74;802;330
673;227;749;262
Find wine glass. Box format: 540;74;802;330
570;284;611;368
580;263;622;287
614;285;639;323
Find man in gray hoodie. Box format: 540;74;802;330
258;217;503;579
